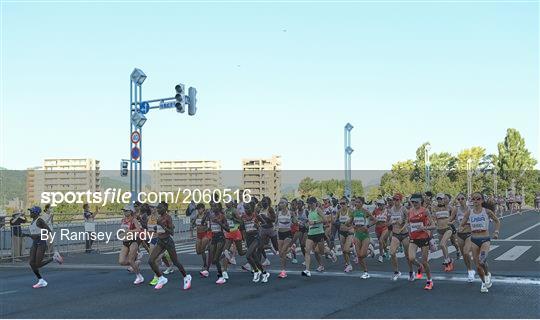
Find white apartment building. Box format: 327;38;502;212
242;155;281;205
151;160;222;196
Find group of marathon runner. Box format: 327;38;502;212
25;190;525;293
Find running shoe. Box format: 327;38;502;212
424;280;433;290
222;271;229;280
134;274;144;285
164;266;174;275
291;258;298;264
262;258;271;266
229;256;237;265
344;264;353;273
301;270;312;277
154;276;168;290
467;270;476;283
183;274;192;290
262;272;270;283
137;251;144;261
384;252;390;261
447;259;454;272
216;277;226;285
408;272;416;281
270;247;279;256
377;255;384;263
242;263;252;272
286;252;293;260
127;266;134;273
53;251;63;264
224;249;233;262
278;270;287;278
302;261;306;266
486;273;492;288
199;270;209;278
353;256;359;264
316;265;325;272
149;276;158;285
416;266;424;279
361;272;370;279
392;271;401;281
253;271;262;282
32;279;47;288
480;282;488;293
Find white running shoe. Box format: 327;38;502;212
134;274;144;285
409;272;416;281
286;252;293;260
229;256;237;265
262;258;271;266
361;272;370;279
291;258;298;264
127;266;134;273
242;263;252;272
377;255;384;263
183;274;192;290
302;261;306;266
154;276;168;290
301;270;311;277
392;271;401;281
199;270;209;278
137;251;144;261
252;271;262;282
53;251;63;264
486;273;492;288
32;279;47;288
163;266;174;275
222;271;229;280
216;277;226;285
316;265;325;272
480;282;488;293
353;256;359;264
467;270;476;283
262;272;270;283
344;264;353;273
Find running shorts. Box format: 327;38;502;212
307;233;325;243
197;231;212;240
411;237;430;248
355;231;369;241
375;225;388;238
457;232;471;241
278;231;292;240
225;230;242;241
471;237;490;248
392;232;409;242
156;236;175;251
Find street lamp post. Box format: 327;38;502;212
493;168;498;195
467;158;472;197
127;68;198;202
344;123;353;199
424;143;431;192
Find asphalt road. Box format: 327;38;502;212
1;210;539;318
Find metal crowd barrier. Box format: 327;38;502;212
0;216;193;262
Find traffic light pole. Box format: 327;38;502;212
125;68;198;203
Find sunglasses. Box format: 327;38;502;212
472;197;482;201
457;197;465;201
411;200;421;203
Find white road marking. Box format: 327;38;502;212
493;239;540;242
535;256;540;262
505;222;540;240
495;246;532;261
0;290;18;295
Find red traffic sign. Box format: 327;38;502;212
131;147;140;160
131;131;141;144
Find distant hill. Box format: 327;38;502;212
0;168;27;207
100;176;130;191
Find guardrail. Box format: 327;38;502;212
0;216;193;262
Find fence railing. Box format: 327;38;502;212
0;216;193;262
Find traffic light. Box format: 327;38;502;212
175;84;185;113
188;87;197;116
120;160;129;177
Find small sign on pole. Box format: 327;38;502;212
131;131;141;144
131;146;141;160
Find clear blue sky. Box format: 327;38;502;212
1;1;538;170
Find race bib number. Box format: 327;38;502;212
211;223;221;233
245;221;256;232
390;214;401;224
376;215;386;222
195;218;202;226
227;219;235;228
339;215;349;223
436;211;449;219
353;217;365;226
409;222;423;232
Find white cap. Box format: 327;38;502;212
376;199;386;205
436;193;446;199
122;204;134;212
